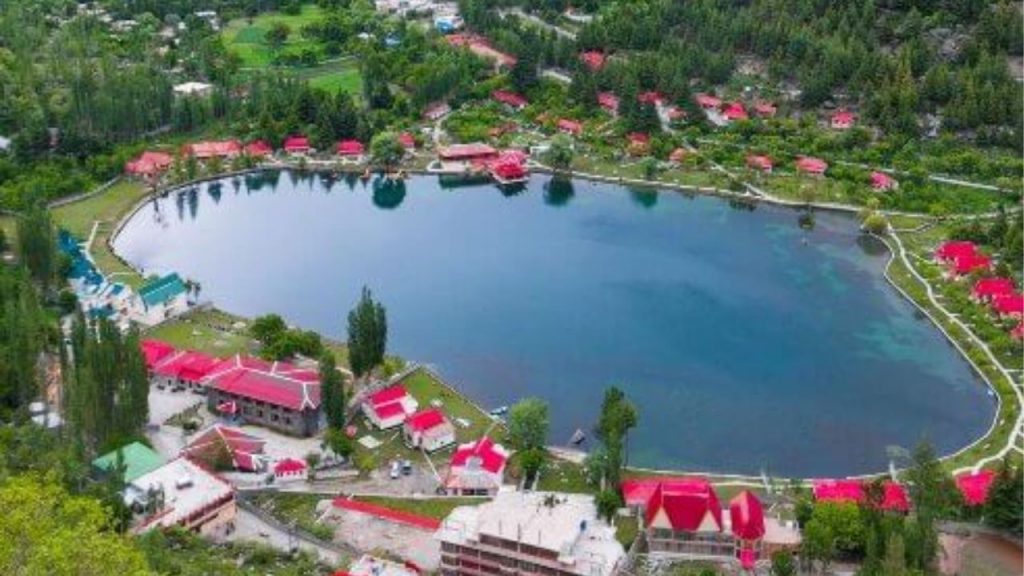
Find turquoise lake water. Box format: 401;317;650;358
113;171;995;476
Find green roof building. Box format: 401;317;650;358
91;442;165;483
138;273;187;310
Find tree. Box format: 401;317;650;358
507;397;549;452
347;287;388;379
882;532;907;576
319;351;346;430
510;46;539;92
801;502;865;570
369;132;405;171
595;489;622;522
250;313;287;343
770;550;796;576
266;22;291;51
0;475;150;575
324;427;355;459
16;205;57;291
545;135;574;171
594;387;638;487
984;461;1023;537
304;451;321;480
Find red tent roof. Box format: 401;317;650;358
580;50;606;71
973;278;1015;300
795;156;828;174
450;436;507;473
405;408;448;432
813;479;865;504
492;90;528;109
244;140;273;157
992;293;1024;316
637;91;665;106
336;140;365;156
880;481;910;512
558;118;583;135
695;93;721;109
956;470;996;506
126;151;174;175
141;339;176;370
644;479;722;532
722;101;748;121
274;458;307;474
746;155;773;171
398;132;416;149
935;241;977;262
870;171;897;190
952;252;991;276
597;92;619;113
283;135;310;153
729;491;765;540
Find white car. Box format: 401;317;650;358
389;461;401;479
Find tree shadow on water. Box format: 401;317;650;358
372;177;407;210
544;177;574;207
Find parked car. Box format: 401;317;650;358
401;460;413;475
389;460;401;479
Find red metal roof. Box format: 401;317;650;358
398;132;416;149
373;401;406;419
880;481;910;512
956;469;995;506
973;278;1015;300
628;132;650;145
746;155;773;171
597;92;619;113
722;101;748;121
244;140;273;157
754;101;777;117
184;424;266;472
637;91;665;106
795;156;828;174
336;140;365;156
126;151;174;176
283;135;310;152
951;252;991;276
274;458;307;474
870;171;897;190
813;479;865;504
558;118;583;135
404;408;448;432
695;93;721;109
141;339;176;369
368;384;409;406
832;109;856;128
207;365;320;411
935;241;977;262
187;140;242;159
492;90;528;108
644;480;722;532
438;143;498;161
993;293;1024;316
450;436;507;473
153;350;219;382
729;491;765;540
621;476;701;507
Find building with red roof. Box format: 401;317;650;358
491;90;528;110
186;140;242;159
795;156;828;176
813;479;865;504
273;458;308;481
444;436;509;496
398;132;416;150
949;252;991;278
721;101;748;122
972;278;1015;302
831;109;856;130
597;92;619;116
935;241;978;266
729;491;765;569
992;293;1024;319
580;50;606;71
446;34;516;70
151;350;220;391
753;101;777;118
203;355;322;437
125;151;174;177
423;101;451;121
881;482;910;513
645;479;731;556
244;140;273;157
746;155;773;173
437;142;498;162
956;469;996;506
362;383;419;429
870;171;898;191
669;148;687;164
336;139;365;158
627;132;650;156
695;93;722;109
282;135;311;155
141;339;176;371
638;91;665;106
402;408;455;452
183;424;268;472
558;118;583;136
489;156;529;184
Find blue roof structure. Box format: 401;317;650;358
138;273;187;309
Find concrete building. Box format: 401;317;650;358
134;273;189;324
436;488;625;576
127;457;236;536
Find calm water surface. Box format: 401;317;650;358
113;171;995;476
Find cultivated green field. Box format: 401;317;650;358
221;5;327;68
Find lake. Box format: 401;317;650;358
113;171;995;476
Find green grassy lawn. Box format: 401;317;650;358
143;307;258;357
222;5;326;68
249;492;335;541
352;495;484;520
296;59;364;95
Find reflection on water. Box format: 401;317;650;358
544;177;574;206
372;177;407;210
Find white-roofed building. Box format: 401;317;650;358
127;457;236;536
435;488;625;576
173;81;213;97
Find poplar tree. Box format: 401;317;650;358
346;287;387;379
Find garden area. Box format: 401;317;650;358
222;5;328;68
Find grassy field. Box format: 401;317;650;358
52;180;151;288
144;307;258;357
222;5;326;68
300;60;364;95
353;495;484;520
249;492;335;541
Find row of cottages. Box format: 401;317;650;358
812;479;910;513
934;241;1024;330
361;383;457;451
443;436;510;496
743;153;898;190
622;478;800;570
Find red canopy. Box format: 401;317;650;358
956;470;995;506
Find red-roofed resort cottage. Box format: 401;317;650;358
444;436;509;496
402;408;456;452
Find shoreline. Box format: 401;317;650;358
100;165;1010;482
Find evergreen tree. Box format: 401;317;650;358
346;287;387;379
319;351;346;430
16;204;57;292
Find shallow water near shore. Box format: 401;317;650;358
113;170;995;476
